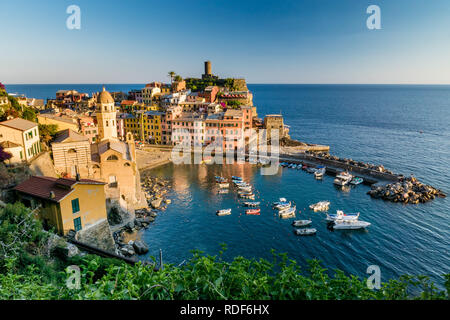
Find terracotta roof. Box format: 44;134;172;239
14;176;105;203
0;118;37;131
120;100;137;105
53;129;89;143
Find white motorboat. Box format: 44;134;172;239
326;210;359;221
218;189;229;194
237;186;252;192
218;183;229;188
216;209;231;216
279;206;296;219
243;201;260;207
292;219;312;227
314;167;326;179
274;202;291;210
309;201;330;212
272;198;288;206
332;220;371;230
334;172;353;186
295;228;317;236
239;193;255;200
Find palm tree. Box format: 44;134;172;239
168;71;176;84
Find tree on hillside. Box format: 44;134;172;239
0;82;5;90
168;71;176;84
22;107;37;121
39;124;58;145
174;75;183;82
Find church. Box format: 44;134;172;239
52;87;144;213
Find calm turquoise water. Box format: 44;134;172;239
6;84;450;284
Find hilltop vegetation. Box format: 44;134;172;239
0;202;448;300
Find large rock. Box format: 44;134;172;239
151;198;163;209
132;240;149;255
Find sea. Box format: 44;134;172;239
5;83;450;285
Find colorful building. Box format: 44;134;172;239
0;118;41;162
14;176;107;235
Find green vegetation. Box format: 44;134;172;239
0;203;448;300
185;77;237;92
38;123;58;145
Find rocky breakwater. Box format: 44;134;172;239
312;151;395;175
113;176;172;258
367;176;446;204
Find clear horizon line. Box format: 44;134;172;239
4;82;450;86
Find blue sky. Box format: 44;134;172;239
1;0;450;84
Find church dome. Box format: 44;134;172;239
97;87;114;104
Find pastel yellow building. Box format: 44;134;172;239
123;111;163;144
37;113;79;132
14;176;108;235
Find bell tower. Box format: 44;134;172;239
96;87;117;141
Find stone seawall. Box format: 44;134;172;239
278;153;400;183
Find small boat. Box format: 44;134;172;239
240;194;255;200
306;167;317;174
216;209;231;216
274;202;291;210
314;167;326;179
295;228;317;236
309;201;330;212
279;206;296;219
350;177;364;185
246;208;260;215
218;189;229;194
232;176;242;181
292;219;312;227
334;172;353;186
332;220;371;230
326;210;359;222
272;198;288;206
218;183;229;188
243;201;260;207
215;176;227;183
302;164;308;170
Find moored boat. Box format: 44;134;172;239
240;193;255;200
292;219;312;227
350;177;364;185
218;189;229;194
243;201;260;207
274;202;291;210
314;166;326;179
216;209;231;216
246;208;261;215
279;206;296;219
326;210;359;221
232;176;242;181
334;171;353;186
332;220;371;230
218;183;229;188
295;228;317;236
309;201;330;212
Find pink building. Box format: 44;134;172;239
161;105;182;145
79;116;98;143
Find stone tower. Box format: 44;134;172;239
96;87;117;141
205;61;212;76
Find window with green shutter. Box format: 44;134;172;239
73;217;82;231
71;198;80;213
